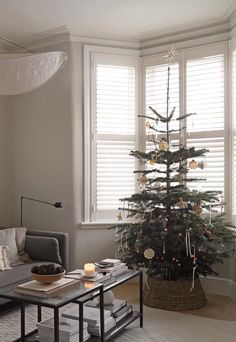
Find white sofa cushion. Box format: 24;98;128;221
0;246;11;270
0;228;20;265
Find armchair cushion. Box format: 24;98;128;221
26;230;68;270
25;236;62;265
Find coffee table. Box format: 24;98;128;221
0;269;143;342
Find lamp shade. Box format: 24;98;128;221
0;51;67;95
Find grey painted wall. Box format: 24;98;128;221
0;41;115;270
70;41;116;269
0;96;12;225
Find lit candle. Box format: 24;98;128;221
84;263;95;277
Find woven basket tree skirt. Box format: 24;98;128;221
144;276;207;311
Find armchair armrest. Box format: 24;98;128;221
26;230;69;270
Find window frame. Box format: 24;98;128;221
83;45;140;225
83;42;230;227
142;42;230;217
230;38;236;224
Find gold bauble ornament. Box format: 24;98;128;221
192;204;202;215
139;175;148;185
143;248;155;259
189;159;198;169
159;139;168;151
177;197;187;209
149;159;156;165
203;227;213;239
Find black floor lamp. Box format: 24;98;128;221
20;196;63;226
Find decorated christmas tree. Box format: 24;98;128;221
112;48;234;289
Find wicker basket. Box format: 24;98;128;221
144;276;207;311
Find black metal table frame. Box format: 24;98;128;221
74;270;143;341
1;270;143;342
1;284;104;342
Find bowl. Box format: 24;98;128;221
31;270;65;284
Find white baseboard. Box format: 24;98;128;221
200;276;236;300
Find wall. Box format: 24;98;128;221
3;40;116;270
0;95;12;225
6;41;76;266
70;41;117;268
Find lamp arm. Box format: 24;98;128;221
20;196;62;226
21;196;55;206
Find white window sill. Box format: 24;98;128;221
80;222;121;229
225;225;236;236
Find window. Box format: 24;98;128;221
232;47;236;222
85;49;139;222
186;54;225;194
143;46;226;205
85;43;228;224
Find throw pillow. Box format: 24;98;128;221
0;245;11;270
15;227;31;262
0;228;20;265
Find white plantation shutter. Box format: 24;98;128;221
96;65;135;135
186;54;225;196
144;52;225;199
92;56;137;221
96;139;135;211
187;137;224;192
187;55;224;132
145;63;180;177
146;63;179;133
232;49;236;218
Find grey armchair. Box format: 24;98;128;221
26;230;69;270
0;229;69;307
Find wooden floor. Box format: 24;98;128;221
113;282;236;321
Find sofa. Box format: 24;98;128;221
0;229;69;306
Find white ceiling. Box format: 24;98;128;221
0;0;235;42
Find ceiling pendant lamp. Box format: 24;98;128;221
0;37;67;95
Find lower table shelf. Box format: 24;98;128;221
24;311;140;342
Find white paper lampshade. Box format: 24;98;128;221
0;51;67;95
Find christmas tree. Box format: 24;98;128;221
112;48;234;283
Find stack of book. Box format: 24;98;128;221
14;278;78;298
95;259;127;278
111;303;133;323
65;269;114;285
86;298;133;324
62;306;116;337
62;298;133;337
37;316;90;342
